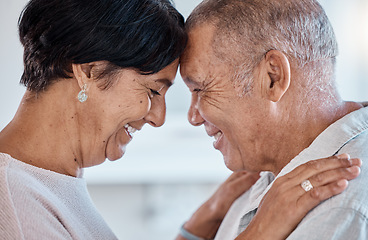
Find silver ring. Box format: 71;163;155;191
301;179;313;192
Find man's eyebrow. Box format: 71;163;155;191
155;78;173;88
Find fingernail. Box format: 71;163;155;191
337;153;350;160
352;158;363;167
358;158;363;166
337;179;348;187
347;166;361;174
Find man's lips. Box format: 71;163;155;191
206;128;223;149
212;131;223;150
213;131;221;141
205;125;223;149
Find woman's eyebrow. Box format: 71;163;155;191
155;78;173;88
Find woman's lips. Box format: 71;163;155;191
124;124;137;138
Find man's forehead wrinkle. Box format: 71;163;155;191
181;26;223;88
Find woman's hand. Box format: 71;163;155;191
236;154;362;240
176;171;260;240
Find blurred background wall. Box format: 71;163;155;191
0;0;367;239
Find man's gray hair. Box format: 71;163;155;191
186;0;339;95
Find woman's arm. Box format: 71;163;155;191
177;154;361;240
236;154;361;240
176;171;260;240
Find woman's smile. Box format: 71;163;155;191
124;123;138;138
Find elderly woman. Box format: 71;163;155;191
0;0;361;239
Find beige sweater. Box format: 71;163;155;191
0;153;117;240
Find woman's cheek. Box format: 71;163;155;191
135;94;151;119
145;95;152;112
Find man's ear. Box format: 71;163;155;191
72;63;94;89
260;50;291;102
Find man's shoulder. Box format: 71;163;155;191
288;170;368;239
289;150;368;239
340;128;368;156
336;128;368;212
306;156;368;222
325;123;368;209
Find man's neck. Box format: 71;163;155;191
271;100;363;175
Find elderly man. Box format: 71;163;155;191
180;0;368;239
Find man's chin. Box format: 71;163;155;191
223;155;242;171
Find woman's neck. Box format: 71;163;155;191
0;85;84;177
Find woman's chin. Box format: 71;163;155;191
106;145;126;161
107;154;124;162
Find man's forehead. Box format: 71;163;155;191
187;24;215;51
180;28;214;69
179;58;202;86
180;24;227;86
180;56;228;89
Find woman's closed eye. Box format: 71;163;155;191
150;89;161;96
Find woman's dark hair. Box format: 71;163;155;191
18;0;187;91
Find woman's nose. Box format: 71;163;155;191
188;94;204;126
144;98;166;127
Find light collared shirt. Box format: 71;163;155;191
215;104;368;240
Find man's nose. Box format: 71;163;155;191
188;94;204;126
144;98;166;127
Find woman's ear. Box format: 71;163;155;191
72;63;93;89
260;50;291;102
